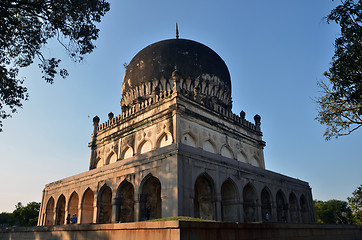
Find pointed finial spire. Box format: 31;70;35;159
176;22;179;39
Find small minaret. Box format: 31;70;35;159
89;115;100;170
176;23;179;39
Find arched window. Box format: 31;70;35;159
122;146;134;159
68;192;79;222
107;152;117;165
243;183;257;222
249;156;260;167
81;188;94;224
96;158;103;168
55;195;66;225
289;193;299;223
116;180;134;222
221;179;238;222
237;151;247;163
139;140;152;154
139;175;162;221
98;185;112;223
261;187;272;221
221;145;233;159
45;197;54;225
203;140;216;154
181;133;196;147
158;132;173;148
194;173;215;220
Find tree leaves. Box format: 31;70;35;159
314;199;354;224
316;0;362;140
0;0;110;131
347;185;362;225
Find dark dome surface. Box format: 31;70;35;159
122;38;231;95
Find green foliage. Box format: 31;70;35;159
348;184;362;225
314;199;353;224
0;0;110;131
12;202;40;227
0;202;40;227
0;212;15;226
316;0;362;140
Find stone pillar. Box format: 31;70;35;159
64;210;69;225
256;199;262;221
52;208;56;225
297;205;302;223
189;196;195;218
111;197;117;223
77;201;82;224
93;198;98;223
215;194;222;221
238;201;244;222
89;116;100;170
134;198;140;222
38;190;45;226
271;201;277;222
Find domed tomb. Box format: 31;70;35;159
121;39;232;111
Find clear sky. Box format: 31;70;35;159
0;0;361;213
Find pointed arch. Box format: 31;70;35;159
121;145;134;160
181;132;196;147
45;197;54;225
220;145;234;159
237;151;248;163
55;194;66;225
221;178;238;222
68;191;79;222
138;140;152;154
289;192;299;223
249;156;260;167
261;187;272;221
194;172;216;220
96;157;104;168
157;132;173;148
116;179;134;222
106;151;117;165
98;184;112;223
203;139;216;154
81;188;94;223
139;174;162;221
243;183;257;222
276;190;287;222
300;194;310;223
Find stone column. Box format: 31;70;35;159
271;201;277;222
52;208;56;225
215;194;222;221
134;197;140;222
93;198;98;223
77;201;82;224
239;200;245;222
111;197;117;223
38;190;45;226
256;199;262;221
64;210;69;225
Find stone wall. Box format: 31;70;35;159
1;221;361;240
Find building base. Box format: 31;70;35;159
2;221;361;240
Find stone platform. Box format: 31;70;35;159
1;221;361;240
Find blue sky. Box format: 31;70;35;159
0;0;361;212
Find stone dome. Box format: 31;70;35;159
122;39;231;104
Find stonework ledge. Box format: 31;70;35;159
1;221;362;240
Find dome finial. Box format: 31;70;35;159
176;22;179;39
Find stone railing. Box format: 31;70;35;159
94;74;260;133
